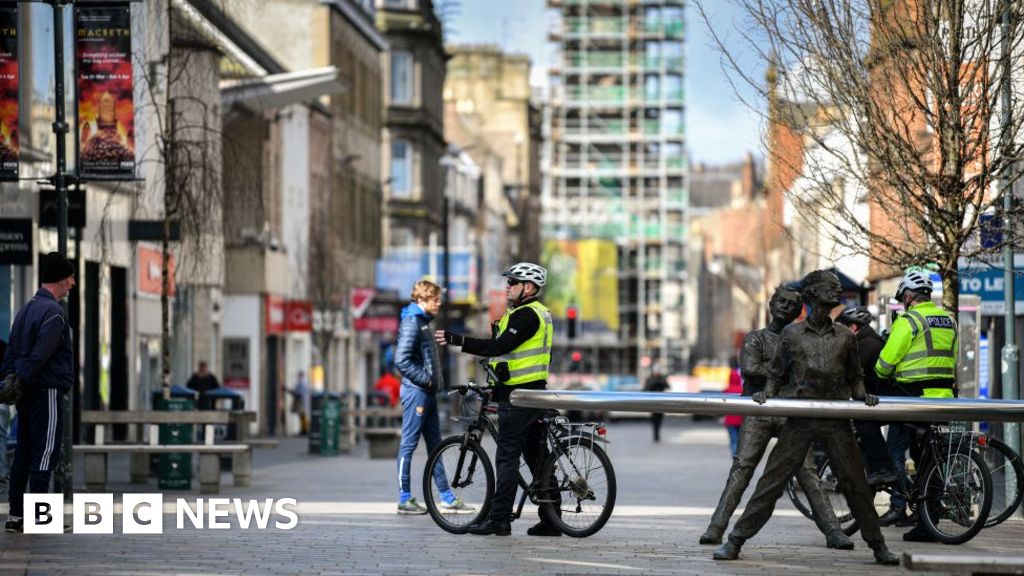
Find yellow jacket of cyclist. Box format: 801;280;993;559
489;300;554;385
874;300;957;398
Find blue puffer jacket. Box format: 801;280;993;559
394;303;442;392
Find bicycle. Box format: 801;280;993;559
422;360;616;537
972;433;1023;528
788;423;992;544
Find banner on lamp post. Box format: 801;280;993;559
75;3;134;179
0;4;18;181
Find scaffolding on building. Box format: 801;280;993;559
544;0;689;378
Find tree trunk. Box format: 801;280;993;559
941;257;960;314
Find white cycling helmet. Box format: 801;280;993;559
895;270;933;300
502;262;547;288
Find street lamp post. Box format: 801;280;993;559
439;145;459;391
48;0;74;499
1000;2;1019;458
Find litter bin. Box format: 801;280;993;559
156;391;196;490
198;387;245;442
199;388;245;470
309;392;340;456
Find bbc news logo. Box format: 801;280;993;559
24;494;299;534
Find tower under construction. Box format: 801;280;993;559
544;0;688;379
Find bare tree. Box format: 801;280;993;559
134;0;261;398
697;0;1024;309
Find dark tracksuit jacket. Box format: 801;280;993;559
2;288;74;517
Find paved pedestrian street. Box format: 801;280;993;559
1;418;1021;575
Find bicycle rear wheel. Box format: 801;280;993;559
919;449;992;544
977;436;1024;528
423;435;493;534
539;438;616;538
787;457;859;536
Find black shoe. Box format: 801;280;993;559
871;544;900;565
895;513;918;528
4;517;22;533
699;529;723;545
867;470;900;488
902;526;937;543
526;521;562;537
878;508;908;527
826;530;855;550
713;539;742;561
467;519;511;536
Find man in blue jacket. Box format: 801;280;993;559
2;252;75;532
394;280;471;515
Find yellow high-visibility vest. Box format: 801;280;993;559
490;301;553;385
875;301;957;398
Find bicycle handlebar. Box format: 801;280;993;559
446;359;501;399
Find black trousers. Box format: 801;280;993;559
9;387;64;518
488;400;548;523
854;420;897;475
706;415;840;537
728;419;885;548
651;413;664;441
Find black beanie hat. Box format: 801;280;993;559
40;252;75;283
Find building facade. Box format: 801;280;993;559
228;0;386;420
545;0;688;377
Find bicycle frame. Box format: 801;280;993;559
450;359;609;522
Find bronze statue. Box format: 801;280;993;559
713;270;899;566
700;286;852;550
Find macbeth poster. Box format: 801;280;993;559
0;5;18;181
76;4;134;179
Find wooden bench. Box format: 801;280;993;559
73;410;257;494
904;552;1024;575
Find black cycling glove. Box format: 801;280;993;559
444;331;465;346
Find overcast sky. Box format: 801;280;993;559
448;0;764;166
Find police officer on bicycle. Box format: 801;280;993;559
435;262;560;537
874;269;958;542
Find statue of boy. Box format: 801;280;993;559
713;270;899;566
700;286;852;550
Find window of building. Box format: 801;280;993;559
390;140;413;199
390;226;416;250
390;50;413;105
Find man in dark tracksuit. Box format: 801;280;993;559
436;261;559;537
2;252;75;533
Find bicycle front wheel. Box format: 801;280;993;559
423;435;493;534
919;449;992;544
977;436;1024;528
539;438;616;538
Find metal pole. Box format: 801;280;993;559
441;152;451;392
510;389;1024;422
1000;0;1020;457
50;0;73;499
